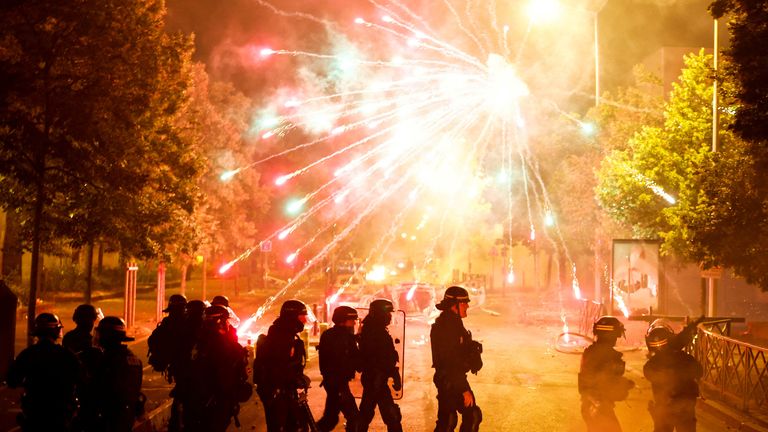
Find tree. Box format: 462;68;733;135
0;0;202;343
593;52;768;286
692;0;768;290
176;64;270;287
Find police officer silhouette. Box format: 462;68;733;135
431;286;482;432
7;313;79;431
317;305;361;432
358;299;402;432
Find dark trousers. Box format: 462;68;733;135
581;398;622;432
649;399;697;432
258;387;303;432
317;379;359;432
434;385;481;432
359;375;402;432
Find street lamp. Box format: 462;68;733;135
527;0;603;107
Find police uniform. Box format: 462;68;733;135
184;305;251;432
578;317;634;432
430;286;482;432
317;307;361;432
254;301;309;432
85;316;144;432
643;321;703;432
358;300;402;432
7;336;79;431
62;326;94;355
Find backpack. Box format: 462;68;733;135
147;322;172;373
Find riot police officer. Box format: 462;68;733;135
7;313;80;431
63;304;100;354
212;294;240;343
643;319;703;432
358;299;402;432
254;299;311;431
183;305;251;432
578;316;635;432
90;316;144;432
430;286;482;432
317;305;361;432
154;294;187;431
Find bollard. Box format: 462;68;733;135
124;262;138;329
0;281;18;382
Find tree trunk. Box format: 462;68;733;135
1;211;23;282
27;177;44;347
180;262;188;296
85;241;94;304
97;241;103;275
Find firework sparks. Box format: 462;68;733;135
221;0;598;322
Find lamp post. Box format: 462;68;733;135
706;18;719;317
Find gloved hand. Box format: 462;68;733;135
391;372;402;391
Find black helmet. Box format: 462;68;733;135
96;316;134;343
436;286;470;310
646;322;675;353
186;299;207;318
280;299;308;319
593;316;625;339
33;313;63;338
72;304;99;325
163;294;187;312
211;295;230;308
204;304;230;324
369;299;394;316
332;306;358;325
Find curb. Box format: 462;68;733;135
133;399;172;432
697;397;768;432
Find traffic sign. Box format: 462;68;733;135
701;266;723;279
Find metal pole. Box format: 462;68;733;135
156;262;166;324
707;18;719;317
594;12;600;107
202;256;207;301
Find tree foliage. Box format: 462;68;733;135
0;0;203;335
595;51;768;289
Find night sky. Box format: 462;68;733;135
164;0;722;99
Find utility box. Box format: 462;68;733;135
0;281;18;382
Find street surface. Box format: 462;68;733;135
0;288;745;431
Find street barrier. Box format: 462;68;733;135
695;321;768;415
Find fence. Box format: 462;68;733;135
695;320;768;414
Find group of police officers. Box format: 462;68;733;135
7;283;703;432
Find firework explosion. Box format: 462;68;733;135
222;0;607;330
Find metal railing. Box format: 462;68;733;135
694;320;768;414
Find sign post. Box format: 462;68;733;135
156;262;166;324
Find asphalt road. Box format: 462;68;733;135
230;293;735;431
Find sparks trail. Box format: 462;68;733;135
225;0;611;331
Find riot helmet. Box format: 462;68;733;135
279;299;308;320
332;305;358;325
185;299;207;319
33;313;63;339
646;322;675;353
72;304;99;327
211;295;230;308
436;286;471;311
592;316;626;340
96;316;134;344
163;294;187;312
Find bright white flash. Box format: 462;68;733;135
486;54;529;118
